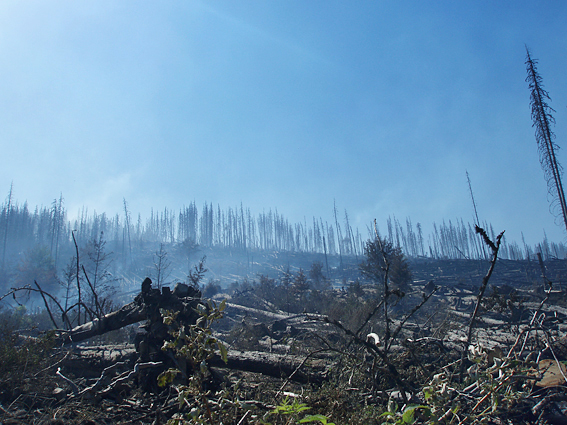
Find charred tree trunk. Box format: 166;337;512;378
526;48;567;235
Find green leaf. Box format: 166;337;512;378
402;405;428;424
218;341;228;363
294;403;310;413
177;391;187;409
157;368;179;387
219;298;227;312
402;407;415;424
300;414;335;424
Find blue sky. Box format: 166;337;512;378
1;1;566;246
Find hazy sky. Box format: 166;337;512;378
1;1;566;246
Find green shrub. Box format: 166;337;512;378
158;299;229;424
0;307;56;376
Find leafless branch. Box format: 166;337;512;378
460;227;504;381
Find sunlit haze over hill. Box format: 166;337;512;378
1;1;567;247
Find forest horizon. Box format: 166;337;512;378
2;189;565;274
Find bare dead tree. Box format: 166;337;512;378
153;242;171;289
50;194;64;270
375;220;392;348
83;231;115;315
333;199;344;270
81;265;102;319
1;182;13;270
320;218;330;278
2;283;72;330
459;225;504;381
33;280;59;329
526;47;567;234
72;230;82;326
466;171;488;260
123;198;133;264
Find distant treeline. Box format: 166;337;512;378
386;216;566;261
1;194;565;270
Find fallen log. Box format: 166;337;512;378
210;349;330;384
58;278;203;345
65;344;331;384
58;301;146;345
58;278;330;385
225;302;291;321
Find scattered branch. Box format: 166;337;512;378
81;264;102;319
56;367;79;397
33;280;58;329
389;285;438;349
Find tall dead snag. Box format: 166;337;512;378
466;171;487;260
1;182;13;270
72;230;82;326
123;198;133;264
526;48;567;234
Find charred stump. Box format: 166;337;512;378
58;278;204;347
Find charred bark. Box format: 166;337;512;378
58;300;147;344
209;350;328;384
58;278;202;345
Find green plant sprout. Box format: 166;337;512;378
262;396;336;425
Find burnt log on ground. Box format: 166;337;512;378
210;349;330;384
57;278;331;387
65;344;331;385
225;303;291;321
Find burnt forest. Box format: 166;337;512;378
1;195;567;424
